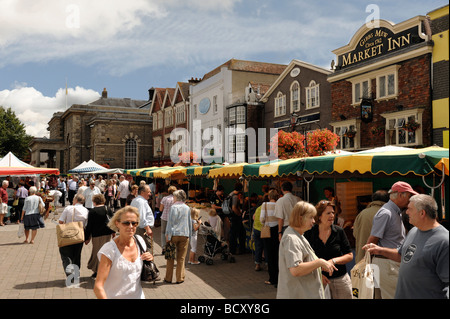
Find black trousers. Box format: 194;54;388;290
229;214;246;255
59;242;83;276
263;226;279;284
68;189;77;205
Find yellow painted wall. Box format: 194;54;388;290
432;30;449;62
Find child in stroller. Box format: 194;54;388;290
198;220;235;265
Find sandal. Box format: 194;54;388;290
264;281;272;285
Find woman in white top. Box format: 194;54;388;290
94;206;153;299
277;201;337;299
21;186;45;244
259;189;279;286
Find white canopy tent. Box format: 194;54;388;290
68;160;105;173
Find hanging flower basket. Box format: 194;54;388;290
178;151;199;166
344;129;357;139
306;129;340;157
371;126;385;137
269;130;306;160
402;120;420;132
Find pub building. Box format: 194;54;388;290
327;15;434;151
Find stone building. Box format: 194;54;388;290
327;15;433;151
30;88;152;173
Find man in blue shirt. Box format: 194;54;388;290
366;181;418;299
131;184;154;250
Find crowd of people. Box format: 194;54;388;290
0;174;448;299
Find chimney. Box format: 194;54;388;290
102;88;108;98
148;87;155;101
188;77;201;84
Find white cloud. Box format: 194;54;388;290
0;85;100;137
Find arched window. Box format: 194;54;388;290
125;139;137;169
306;80;320;109
290;81;300;113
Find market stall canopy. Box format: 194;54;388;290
208;162;248;178
144;166;187;179
185;164;223;176
124;166;172;177
0;152;60;176
68;160;105;173
89;168;124;175
302;146;449;176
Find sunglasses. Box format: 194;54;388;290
120;221;139;227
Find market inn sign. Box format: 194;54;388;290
333;17;429;70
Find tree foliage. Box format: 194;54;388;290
0;106;33;159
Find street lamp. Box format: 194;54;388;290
157;149;162;167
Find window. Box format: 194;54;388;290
125;139;137;169
236;134;246;152
193;104;197;119
275;92;286;117
353;80;370;104
291;82;300;113
153;137;162;157
175;104;185;124
213;95;218;114
152;113;158;131
306;81;320;109
382;109;423;146
331;119;360;150
228;108;236;125
236;106;246;124
377;72;397;100
157;112;163;130
165;108;173;127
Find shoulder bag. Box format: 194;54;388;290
260;203;271;239
135;235;160;283
56;207;85;247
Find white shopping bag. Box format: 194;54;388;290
17;223;25;238
351;251;374;299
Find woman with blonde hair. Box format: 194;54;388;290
277;201;337;299
94;206;153;299
188;208;202;264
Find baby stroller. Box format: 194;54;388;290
198;222;235;265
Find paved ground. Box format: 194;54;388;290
0;207;277;300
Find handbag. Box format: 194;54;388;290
350;250;375;299
12;198;19;206
38;201;46;216
164;241;176;260
260;203;271;239
134;235;159;283
56;207;85;247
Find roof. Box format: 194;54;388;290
202;59;287;82
261;59;332;102
88;97;148;108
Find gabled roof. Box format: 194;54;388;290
202;59;287;82
173;82;190;105
162;88;176;110
261;59;332;102
149;88;170;114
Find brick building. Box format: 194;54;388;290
327;16;433;150
30;88;152;173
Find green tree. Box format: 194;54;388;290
0;106;33;159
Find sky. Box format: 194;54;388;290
0;0;448;138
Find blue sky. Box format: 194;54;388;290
0;0;447;137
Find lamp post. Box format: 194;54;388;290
157;149;162;167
